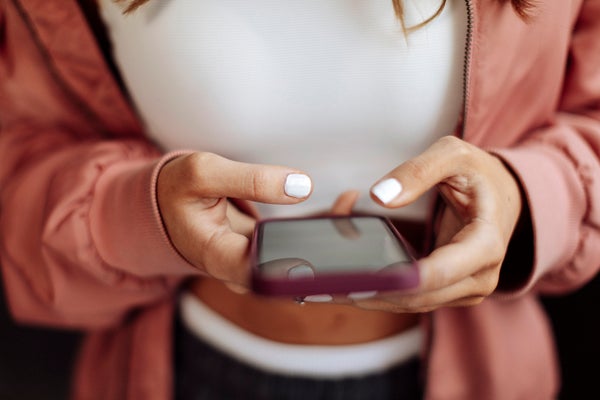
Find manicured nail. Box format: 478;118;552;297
285;174;312;198
371;178;402;204
347;291;378;300
304;294;333;303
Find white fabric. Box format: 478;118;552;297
100;0;467;220
179;292;424;378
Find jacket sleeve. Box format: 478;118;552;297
493;0;600;296
0;123;200;329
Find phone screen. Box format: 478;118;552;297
256;216;412;278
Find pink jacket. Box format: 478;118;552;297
1;0;600;399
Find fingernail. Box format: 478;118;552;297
285;174;312;198
347;291;378;300
304;294;333;303
371;178;402;204
287;264;315;279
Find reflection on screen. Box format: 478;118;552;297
258;217;410;277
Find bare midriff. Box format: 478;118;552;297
190;278;420;345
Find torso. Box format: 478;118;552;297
99;0;467;344
190;278;421;344
100;0;467;220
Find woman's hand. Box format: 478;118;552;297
157;152;312;286
354;136;523;312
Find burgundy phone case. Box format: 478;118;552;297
250;215;420;297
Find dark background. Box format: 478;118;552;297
0;276;80;400
0;274;598;400
542;275;600;400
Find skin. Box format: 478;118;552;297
157;135;523;331
354;136;522;312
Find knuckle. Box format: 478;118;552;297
486;245;504;268
490;236;507;265
437;135;473;160
190;151;219;167
479;225;506;266
189;152;219;176
249;168;269;199
486;269;501;294
422;264;449;291
187;152;219;188
472;270;499;297
437;135;463;150
403;158;430;182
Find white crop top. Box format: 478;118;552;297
99;0;467;219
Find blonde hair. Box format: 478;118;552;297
116;0;534;22
392;0;447;33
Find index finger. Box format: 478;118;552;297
166;152;313;204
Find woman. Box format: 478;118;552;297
1;0;599;398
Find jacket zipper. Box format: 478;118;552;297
460;0;474;139
423;1;474;397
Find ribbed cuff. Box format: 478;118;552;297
89;150;199;277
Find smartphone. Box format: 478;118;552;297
250;215;419;297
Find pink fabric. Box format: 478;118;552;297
1;0;599;399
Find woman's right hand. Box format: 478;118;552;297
157;152;312;286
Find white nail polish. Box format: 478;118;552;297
285;174;312;198
371;178;402;204
304;294;333;303
347;291;378;300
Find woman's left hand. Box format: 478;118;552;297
353;136;523;313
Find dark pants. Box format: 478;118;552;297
174;315;423;400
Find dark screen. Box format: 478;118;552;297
258;217;411;278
